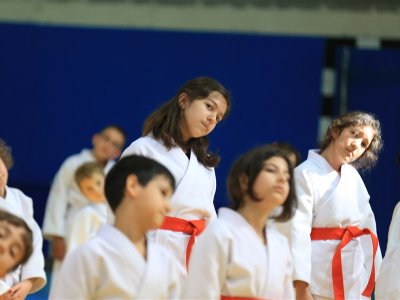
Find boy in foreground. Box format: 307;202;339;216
50;155;181;299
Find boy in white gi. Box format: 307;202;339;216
182;144;296;300
121;77;231;275
0;138;46;299
65;161;107;255
50;155;181;299
289;111;383;300
42;125;126;287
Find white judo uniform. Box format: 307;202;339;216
65;202;107;255
182;208;294;300
50;224;181;300
290;150;381;299
385;201;400;255
121;135;217;272
374;201;400;300
42;149;114;239
0;186;46;293
42;149;114;287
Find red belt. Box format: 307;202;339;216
160;216;205;268
221;296;267;300
311;226;379;300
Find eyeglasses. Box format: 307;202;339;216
100;134;123;149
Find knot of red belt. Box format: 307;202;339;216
311;226;379;300
160;216;206;268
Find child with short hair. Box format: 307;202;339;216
182;144;297;299
0;209;33;278
65;161;107;255
50;155;181;299
121;77;231;275
0;138;46;299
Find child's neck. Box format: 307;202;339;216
237;205;270;245
114;216;147;259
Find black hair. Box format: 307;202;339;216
105;155;175;212
227;144;297;222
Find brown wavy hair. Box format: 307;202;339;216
142;77;231;168
320;111;383;170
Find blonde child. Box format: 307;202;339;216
289;111;383;300
182;144;297;299
0;138;46;299
65;161;107;255
50;155;181;299
121;77;231;274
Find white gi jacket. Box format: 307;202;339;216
0;187;46;293
375;243;400;300
182;208;294;300
65;202;107;255
386;201;400;256
290;150;381;299
121;135;217;272
42;149;114;238
50;224;181;300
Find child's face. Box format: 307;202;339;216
332;125;374;164
136;175;173;230
92;128;125;163
0;159;8;198
179;91;228;142
0;220;27;277
78;173;105;203
252;156;290;208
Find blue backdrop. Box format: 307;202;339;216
0;22;323;228
343;48;400;255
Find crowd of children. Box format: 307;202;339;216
1;76;399;300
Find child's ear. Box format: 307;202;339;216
125;174;140;198
331;128;339;140
238;173;248;193
178;93;189;110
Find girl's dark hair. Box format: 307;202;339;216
0;210;33;270
271;141;302;167
227;144;297;222
142;77;231;168
105;155;175;212
320;111;383;170
0;138;14;170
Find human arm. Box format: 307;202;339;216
49;247;94;299
42;159;75;240
387;202;400;255
294;280;313;300
290;168;314;285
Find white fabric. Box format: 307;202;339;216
375;243;400;300
182;208;294;300
50;224;181;300
0;186;46;293
121;135;217;272
42;149;114;238
386;201;400;256
289;150;381;299
65;203;107;255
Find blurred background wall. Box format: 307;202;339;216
1;0;399;256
